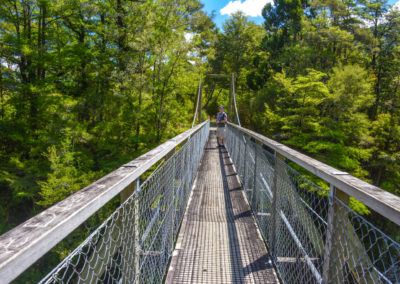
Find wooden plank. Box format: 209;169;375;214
228;122;400;226
0;121;209;284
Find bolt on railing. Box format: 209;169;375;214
226;123;400;284
0;121;210;284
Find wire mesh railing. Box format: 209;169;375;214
226;124;400;284
38;123;209;283
3;120;400;283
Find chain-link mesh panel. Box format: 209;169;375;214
39;122;209;284
226;125;400;284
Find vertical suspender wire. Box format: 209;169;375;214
231;73;241;126
192;77;202;128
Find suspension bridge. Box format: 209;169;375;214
0;76;399;283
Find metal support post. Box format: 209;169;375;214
269;151;280;260
183;139;190;205
120;182;137;284
171;149;177;244
322;184;336;283
322;186;380;283
251;145;258;210
134;178;141;284
243;135;248;192
236;131;242;177
198;83;202;123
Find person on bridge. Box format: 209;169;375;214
216;105;228;148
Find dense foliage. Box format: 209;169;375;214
205;1;400;238
208;2;400;197
1;0;399;281
0;0;214;230
0;0;214;281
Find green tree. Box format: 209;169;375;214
208;12;265;124
38;140;98;207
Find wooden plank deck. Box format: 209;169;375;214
166;130;279;284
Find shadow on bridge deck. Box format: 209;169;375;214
166;130;279;284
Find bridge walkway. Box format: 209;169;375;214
166;129;279;284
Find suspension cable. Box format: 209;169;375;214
231;73;241;126
192;77;202;128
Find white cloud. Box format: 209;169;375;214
220;0;272;17
394;0;400;10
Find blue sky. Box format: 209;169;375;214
200;0;268;29
201;0;400;30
